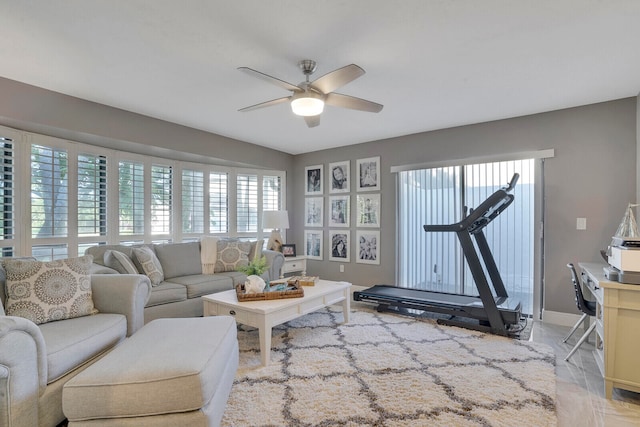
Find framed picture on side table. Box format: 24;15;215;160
281;244;296;257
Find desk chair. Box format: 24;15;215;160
563;263;597;361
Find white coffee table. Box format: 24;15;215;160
202;279;351;366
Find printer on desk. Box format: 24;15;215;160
605;237;640;284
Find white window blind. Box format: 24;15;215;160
0;136;14;256
209;172;228;233
182;169;204;234
77;153;107;237
118;160;145;236
263;175;281;211
31;144;68;238
237;174;258;233
151;164;172;235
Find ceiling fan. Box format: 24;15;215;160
237;59;383;128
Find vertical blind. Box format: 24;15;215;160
397;159;535;315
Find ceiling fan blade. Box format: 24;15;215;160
238;67;301;93
304;115;321;128
238;96;291;112
310;64;365;94
325;93;383;113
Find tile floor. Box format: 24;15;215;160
531;321;640;427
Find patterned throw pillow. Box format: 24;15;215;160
104;250;139;274
132;247;164;286
4;256;98;325
214;240;251;273
249;240;264;262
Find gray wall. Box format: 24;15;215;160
293;98;637;314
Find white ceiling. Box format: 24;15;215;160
1;1;640;155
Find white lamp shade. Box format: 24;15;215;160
263;210;289;230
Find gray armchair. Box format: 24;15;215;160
0;273;151;427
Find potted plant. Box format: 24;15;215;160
237;255;268;277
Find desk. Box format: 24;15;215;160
579;262;640;399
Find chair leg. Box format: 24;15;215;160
562;313;588;343
564;321;596;362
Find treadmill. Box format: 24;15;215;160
354;174;522;336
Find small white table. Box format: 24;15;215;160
202;279;351;366
281;255;307;277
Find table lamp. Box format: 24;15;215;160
263;210;289;251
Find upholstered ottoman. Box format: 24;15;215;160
62;316;239;427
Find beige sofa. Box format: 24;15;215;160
86;241;285;323
0;261;151;427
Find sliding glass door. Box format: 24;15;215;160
397;159;536;315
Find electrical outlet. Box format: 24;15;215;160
576;217;587;230
340;264;344;273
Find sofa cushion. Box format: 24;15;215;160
62;317;239;421
4;256;98;325
165;274;234;299
104;250;138;274
155;242;202;279
132;247;164;286
214;239;251;273
216;271;250;287
41;312;127;383
146;281;187;307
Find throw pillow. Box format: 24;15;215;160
104;250;139;274
4;256;98;325
249;239;264;262
214;239;251;273
132;247;164;286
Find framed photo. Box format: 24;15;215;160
304;230;323;260
329;161;350;193
356;230;380;265
281;244;296;257
356;156;380;191
356;194;380;227
305;164;323;195
329;230;350;262
329;195;350;227
304;197;323;227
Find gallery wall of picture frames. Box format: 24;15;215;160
303;156;380;265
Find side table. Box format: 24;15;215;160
281;256;306;277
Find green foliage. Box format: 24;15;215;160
237;255;268;276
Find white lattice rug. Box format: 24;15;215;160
221;306;556;426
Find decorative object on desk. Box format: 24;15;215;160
304;197;323;227
614;203;640;238
263;210;289;252
237;255;268;276
356;193;380;227
329;195;350;227
287;275;319;286
281;244;296;257
329;160;350;193
305;164;323;195
356;156;380;191
244;275;267;294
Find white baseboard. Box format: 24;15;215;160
541;309;582;327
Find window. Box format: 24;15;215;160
118;160;145;236
0;125;285;259
237;174;258;233
397;159;535;315
0;136;14;257
182;169;204;234
151;164;172;235
77;153;107;237
209;172;228;233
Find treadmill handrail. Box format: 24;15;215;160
423;173;519;233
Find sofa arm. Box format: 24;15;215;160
91;274;151;337
0;316;48;427
263;249;285;281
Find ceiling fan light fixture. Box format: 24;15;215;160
291;92;324;116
